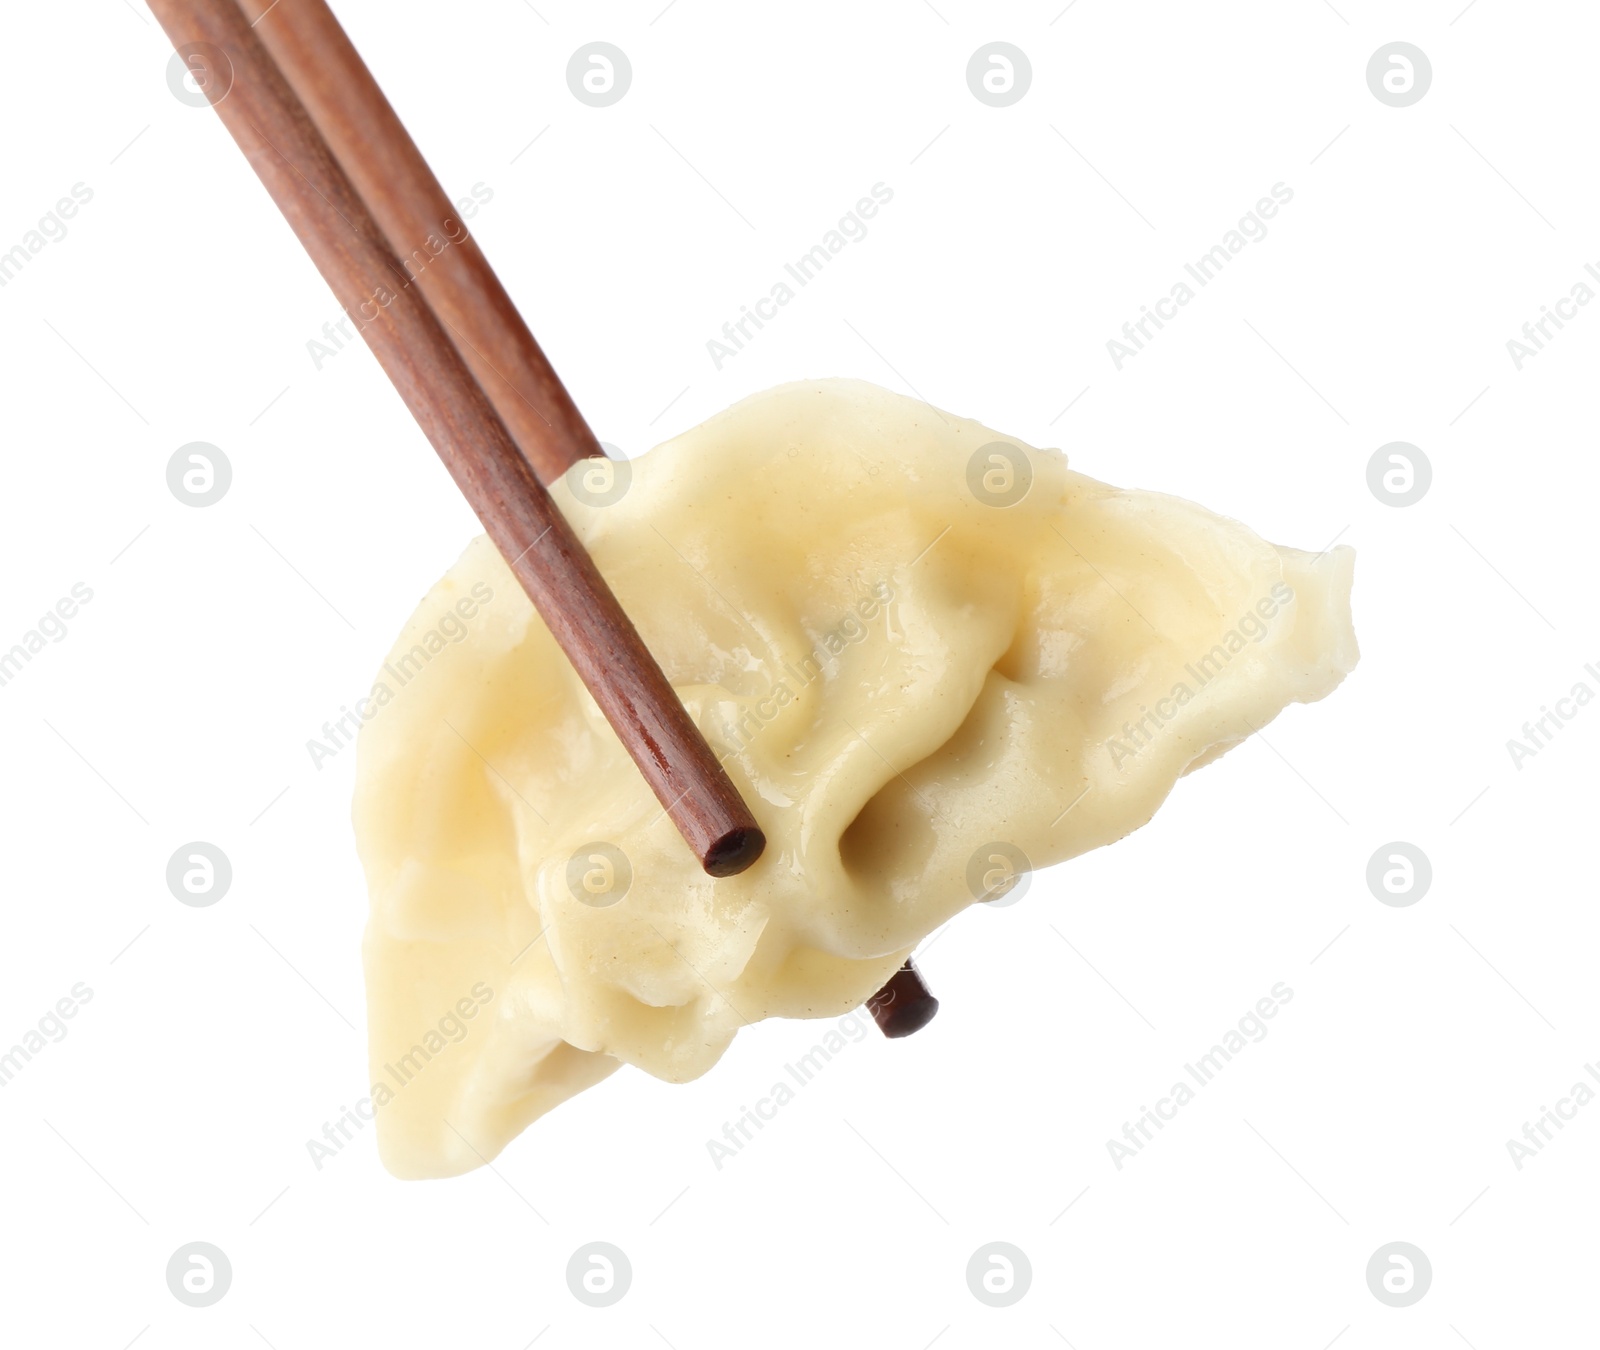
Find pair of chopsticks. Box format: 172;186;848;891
149;0;937;1033
149;0;760;876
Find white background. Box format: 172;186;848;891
0;0;1593;1345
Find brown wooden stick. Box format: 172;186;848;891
224;0;936;1035
150;0;763;877
867;959;940;1038
236;0;596;482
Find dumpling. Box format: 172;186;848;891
353;379;1358;1178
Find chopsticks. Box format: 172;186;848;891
153;0;938;1034
149;0;763;877
232;0;596;485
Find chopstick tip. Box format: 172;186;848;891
703;825;766;877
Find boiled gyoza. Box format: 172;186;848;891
353;380;1358;1178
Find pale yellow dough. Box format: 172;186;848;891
353;380;1358;1178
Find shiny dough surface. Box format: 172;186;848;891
353;379;1358;1178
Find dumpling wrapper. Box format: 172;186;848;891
353;379;1358;1178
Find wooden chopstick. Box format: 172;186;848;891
232;0;939;1035
234;0;595;485
867;958;940;1038
176;0;936;1033
149;0;764;877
